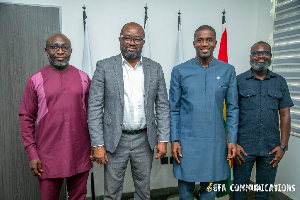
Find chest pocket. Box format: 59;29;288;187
217;82;229;100
267;89;282;110
239;89;256;110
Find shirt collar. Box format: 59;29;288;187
121;55;143;68
194;57;217;67
246;69;277;79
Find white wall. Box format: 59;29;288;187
1;0;283;197
276;135;300;200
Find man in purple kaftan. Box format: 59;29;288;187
19;33;92;200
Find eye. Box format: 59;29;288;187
124;37;131;41
61;44;71;51
207;39;212;42
50;45;59;50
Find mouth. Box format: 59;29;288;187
55;57;66;61
200;48;210;53
126;46;137;52
256;58;267;64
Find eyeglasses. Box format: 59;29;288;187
251;51;271;57
120;35;144;45
46;43;72;52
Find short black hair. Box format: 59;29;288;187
194;25;216;40
120;22;145;38
251;41;271;51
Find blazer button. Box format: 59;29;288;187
120;122;123;126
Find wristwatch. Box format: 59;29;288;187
279;145;288;152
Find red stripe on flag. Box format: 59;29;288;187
218;28;228;63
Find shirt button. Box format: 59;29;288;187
120;122;123;126
65;122;69;125
261;124;263;126
261;94;263;96
261;108;264;111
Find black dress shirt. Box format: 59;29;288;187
237;69;293;156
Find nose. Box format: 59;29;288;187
257;53;264;58
129;38;136;45
56;47;64;54
201;40;208;46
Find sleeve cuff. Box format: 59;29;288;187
26;146;39;161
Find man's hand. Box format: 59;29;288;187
171;141;182;163
90;147;96;162
93;146;108;165
29;158;43;177
269;146;285;167
234;144;247;165
155;142;167;159
227;143;237;160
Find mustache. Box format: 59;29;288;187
254;57;268;61
125;45;137;50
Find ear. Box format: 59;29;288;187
119;37;122;43
193;41;196;48
212;41;217;50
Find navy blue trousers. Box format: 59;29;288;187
233;155;278;200
178;179;218;200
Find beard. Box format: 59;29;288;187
47;53;69;69
250;59;271;72
197;49;211;59
122;46;140;59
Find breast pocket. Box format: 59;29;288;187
217;83;229;100
267;89;282;110
239;89;257;110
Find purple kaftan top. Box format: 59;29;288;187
19;65;92;179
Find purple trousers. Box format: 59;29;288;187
38;170;89;200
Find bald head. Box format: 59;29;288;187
46;33;71;47
120;22;145;38
45;33;72;71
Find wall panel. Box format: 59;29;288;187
0;3;61;199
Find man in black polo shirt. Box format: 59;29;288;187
233;41;293;200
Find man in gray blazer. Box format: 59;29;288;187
88;22;170;200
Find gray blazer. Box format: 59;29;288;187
88;54;170;153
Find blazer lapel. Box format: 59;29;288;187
113;54;124;107
143;57;151;108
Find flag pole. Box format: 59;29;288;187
142;4;151;58
222;9;226;25
83;7;95;199
144;4;148;28
217;8;231;198
178;10;181;31
83;5;87;31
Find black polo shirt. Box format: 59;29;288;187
237;69;293;156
